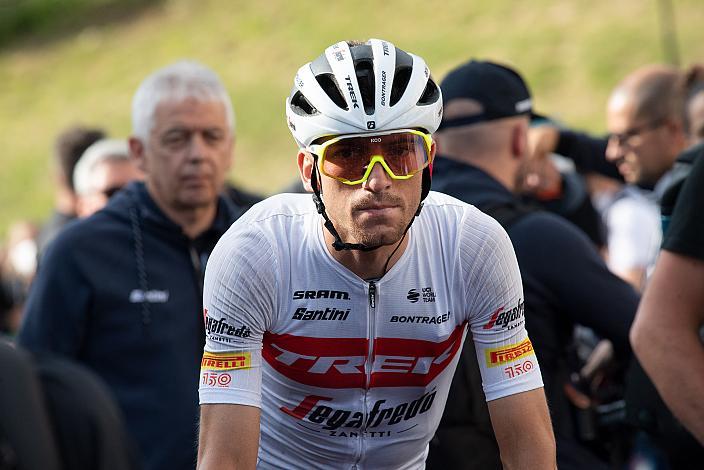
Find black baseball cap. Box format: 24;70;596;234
438;60;533;130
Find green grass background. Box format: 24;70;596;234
1;0;703;236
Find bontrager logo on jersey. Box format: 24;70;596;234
263;323;466;388
292;290;350;300
485;338;534;368
292;307;350;321
482;300;525;330
280;388;437;436
390;312;450;325
201;351;252;371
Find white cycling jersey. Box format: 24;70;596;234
199;191;543;469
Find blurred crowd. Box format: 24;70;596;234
1;52;703;470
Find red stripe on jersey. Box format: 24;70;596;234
262;323;466;388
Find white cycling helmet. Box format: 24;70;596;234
286;38;443;148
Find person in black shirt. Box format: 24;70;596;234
427;60;640;469
631;145;704;445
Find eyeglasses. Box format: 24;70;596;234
609;117;668;147
101;186;124;198
307;129;433;185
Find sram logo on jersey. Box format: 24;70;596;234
262;323;465;388
485;338;534;368
292;290;350;300
482;300;525;330
201;351;251;371
280;389;437;433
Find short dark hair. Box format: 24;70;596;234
54;126;106;191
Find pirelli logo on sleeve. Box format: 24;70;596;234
485;338;534;368
201;351;251;371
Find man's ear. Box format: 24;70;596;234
511;121;529;160
297;150;316;193
129;137;147;173
430;138;438;161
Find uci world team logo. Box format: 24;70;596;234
407;287;436;304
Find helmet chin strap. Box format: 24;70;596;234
310;156;423;253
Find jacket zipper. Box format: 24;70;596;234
355;280;377;467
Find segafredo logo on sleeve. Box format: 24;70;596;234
482;300;525;331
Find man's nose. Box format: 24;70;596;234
362;158;392;192
187;133;209;162
605;137;623;162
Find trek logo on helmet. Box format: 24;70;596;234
344;75;360;109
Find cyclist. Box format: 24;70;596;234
197;39;556;469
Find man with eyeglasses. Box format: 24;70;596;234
605;65;687;191
72;138;144;218
197;39;556;470
526;65;689;291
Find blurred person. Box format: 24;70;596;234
605;65;687;190
683;63;704;145
517;145;607;251
601;65;687;287
1;221;39;334
525;65;693;290
0;338;138;470
198;39;555;470
0;271;15;336
528;63;704;467
37;126;106;253
630;144;704;446
428;60;640;470
72;138;144;218
18;60;248;470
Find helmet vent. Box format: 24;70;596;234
290;91;318;116
354;59;375;115
315;74;348;110
390;67;412;107
417;78;440;105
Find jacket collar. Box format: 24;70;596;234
431;156;517;208
108;181;242;240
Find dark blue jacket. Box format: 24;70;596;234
428;157;639;469
19;181;245;470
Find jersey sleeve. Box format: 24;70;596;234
199;222;278;408
460;209;543;402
